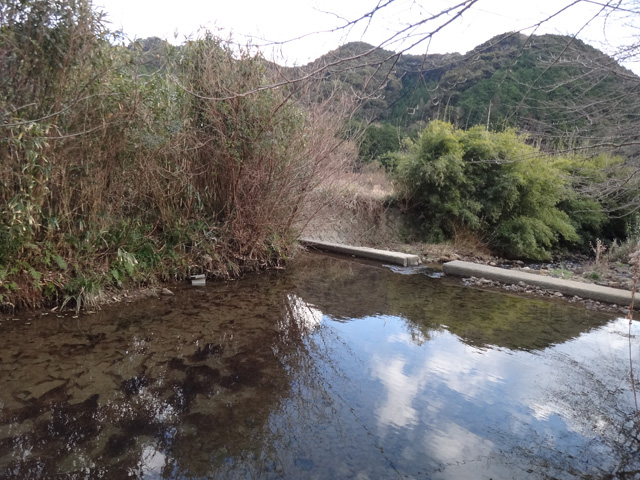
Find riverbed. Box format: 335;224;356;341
1;252;638;479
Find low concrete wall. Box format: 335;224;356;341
443;260;639;307
300;239;421;267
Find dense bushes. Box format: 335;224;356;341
393;121;624;260
357;123;401;165
0;0;352;309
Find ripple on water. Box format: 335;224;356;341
0;253;636;479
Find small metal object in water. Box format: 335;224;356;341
191;274;206;286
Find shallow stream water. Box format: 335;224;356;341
1;253;639;479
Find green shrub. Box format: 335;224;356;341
395;121;471;241
394;121;590;259
358;123;402;164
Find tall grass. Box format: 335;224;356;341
0;1;355;310
176;36;354;257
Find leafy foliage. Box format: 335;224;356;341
298;33;640;154
0;1;353;310
302;34;640;239
358;123;402;165
393;121;613;260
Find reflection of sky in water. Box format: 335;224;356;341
2;255;638;479
140;445;166;479
299;312;640;479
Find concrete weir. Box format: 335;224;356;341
300;239;421;267
443;260;639;308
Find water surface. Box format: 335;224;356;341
1;253;638;479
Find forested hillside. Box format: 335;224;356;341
131;32;640;155
296;33;640;153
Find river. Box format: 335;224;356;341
0;252;638;479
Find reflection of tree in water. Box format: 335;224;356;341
294;253;612;351
391;281;612;352
290;253;393;321
538;328;640;479
0;274;324;478
448;319;640;479
290;255;635;477
0;254;630;478
262;304;408;479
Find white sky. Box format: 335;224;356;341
95;0;639;70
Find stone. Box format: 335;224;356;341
161;288;174;296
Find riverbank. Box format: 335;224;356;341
371;240;638;314
124;241;639;315
298;186;639;299
443;260;637;314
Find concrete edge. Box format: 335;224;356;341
443;260;638;308
299;238;421;267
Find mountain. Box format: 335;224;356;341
127;32;640;153
292;33;640;151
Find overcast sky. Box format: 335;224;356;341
96;0;638;69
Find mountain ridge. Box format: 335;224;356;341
289;32;639;151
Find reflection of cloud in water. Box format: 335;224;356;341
426;342;506;401
370;326;511;475
372;331;508;424
529;401;557;421
360;314;640;477
387;330;425;346
372;356;422;429
536;317;640;438
425;422;495;476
